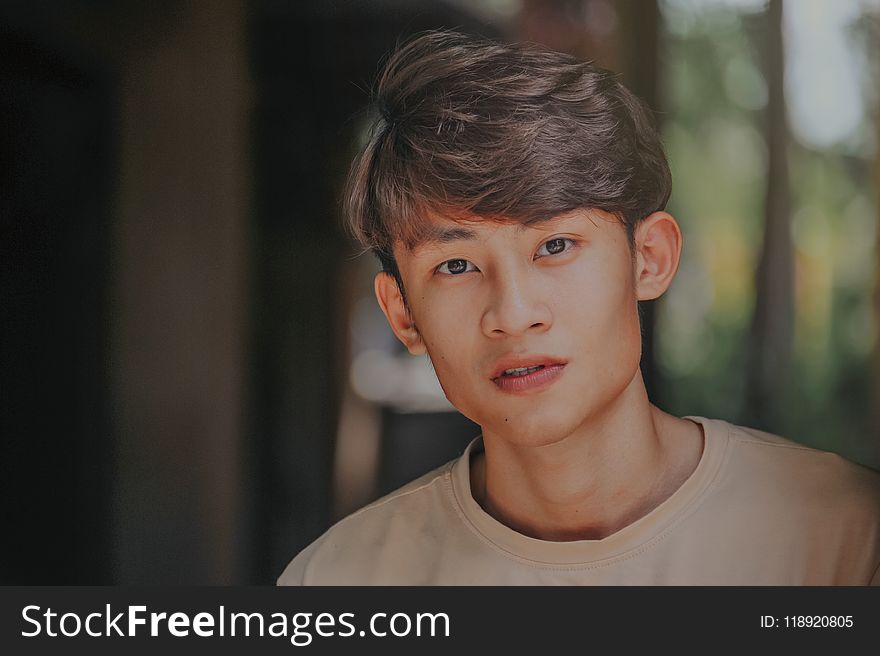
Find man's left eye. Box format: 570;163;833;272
536;238;574;257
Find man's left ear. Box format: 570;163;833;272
633;211;683;301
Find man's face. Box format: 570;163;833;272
387;208;645;447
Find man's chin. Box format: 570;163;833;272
482;412;579;448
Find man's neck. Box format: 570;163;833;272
470;373;704;541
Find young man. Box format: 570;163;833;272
278;30;880;585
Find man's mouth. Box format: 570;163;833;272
500;365;545;378
490;356;566;381
490;360;566;394
488;356;567;393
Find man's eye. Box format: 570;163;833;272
436;258;476;275
536;238;574;257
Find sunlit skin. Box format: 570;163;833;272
375;208;704;541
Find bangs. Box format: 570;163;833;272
365;117;606;255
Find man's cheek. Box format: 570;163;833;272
433;369;472;414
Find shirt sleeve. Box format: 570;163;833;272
276;538;323;586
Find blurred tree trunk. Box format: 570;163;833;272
873;140;880;441
113;0;251;583
872;31;880;443
745;0;793;429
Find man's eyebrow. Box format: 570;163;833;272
416;226;479;247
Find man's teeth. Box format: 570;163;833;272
503;365;544;377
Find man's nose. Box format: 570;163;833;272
480;267;552;338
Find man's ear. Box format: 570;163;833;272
374;272;427;355
633;211;683;301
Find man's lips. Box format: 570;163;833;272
488;355;568;381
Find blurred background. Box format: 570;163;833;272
2;0;878;584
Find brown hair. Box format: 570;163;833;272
343;29;671;296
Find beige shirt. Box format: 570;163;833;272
278;416;880;585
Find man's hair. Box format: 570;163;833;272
343;29;671;298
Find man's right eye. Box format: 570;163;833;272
436;259;476;275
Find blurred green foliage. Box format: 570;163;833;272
656;0;878;467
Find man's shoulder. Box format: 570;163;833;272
719;419;880;511
277;458;459;585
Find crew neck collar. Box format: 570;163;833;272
449;416;729;565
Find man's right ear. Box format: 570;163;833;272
374;272;427;355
